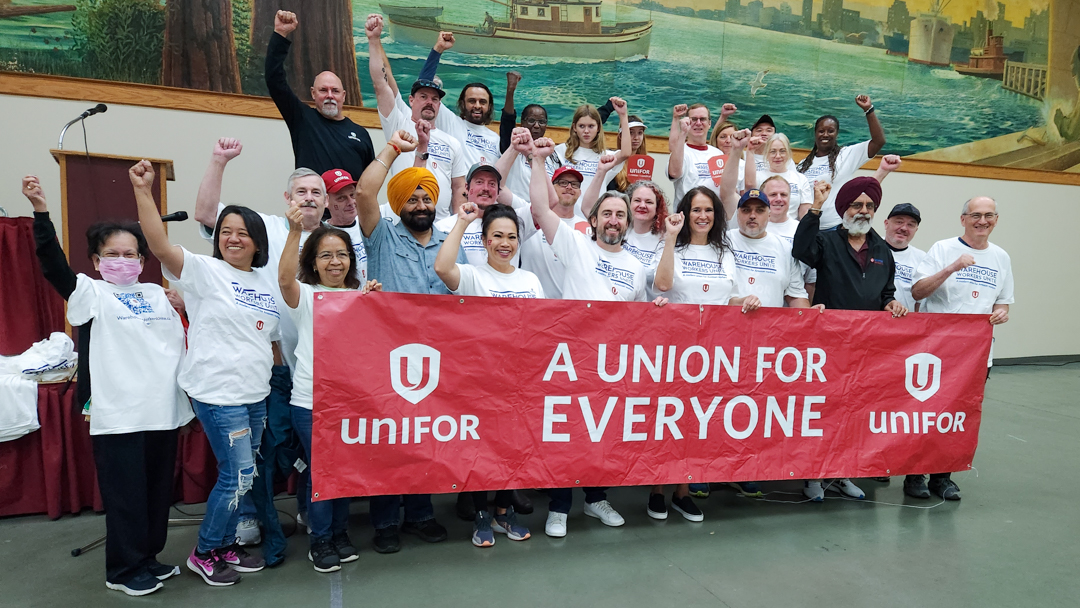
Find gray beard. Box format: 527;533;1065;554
843;214;872;236
318;102;339;119
598;228;625;246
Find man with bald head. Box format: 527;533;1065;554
266;10;374;179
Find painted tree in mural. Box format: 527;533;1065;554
251;0;362;104
162;0;241;92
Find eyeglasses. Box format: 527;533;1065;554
100;252;141;259
523;118;547;127
848;202;877;212
688;117;711;123
963;212;998;221
316;252;350;261
553;180;580;189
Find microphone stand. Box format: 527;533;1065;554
57;116;84;151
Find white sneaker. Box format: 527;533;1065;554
545;511;567;538
236;518;261;546
296;512;311;534
583;500;625;527
803;480;824;502
830;478;866;499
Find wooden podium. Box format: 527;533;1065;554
50;150;174;285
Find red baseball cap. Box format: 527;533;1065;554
321;169;356;194
551;166;583;184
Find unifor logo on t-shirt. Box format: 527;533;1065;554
954;265;999;288
894;263;915;284
731;249;777;272
389;343;440;404
682;258;723;278
594;258;635;290
113;291;153;315
231;282;280;317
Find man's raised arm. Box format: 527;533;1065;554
365;14;398;118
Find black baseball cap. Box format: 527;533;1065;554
466;163;501;186
411;78;446;99
887;203;922;224
752;114;775;131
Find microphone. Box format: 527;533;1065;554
160;211;189;223
79;104;108;119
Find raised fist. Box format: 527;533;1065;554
720;103;738;119
855;94;872;111
879;154;902;172
665;212;684;237
434;31;455;53
414;119;432;148
672;104;688;118
610;96;628;116
275;11;298;37
506;71;522;90
129;160;155;190
511;127;533;155
532;137;556;158
21;175;47;212
365;14;383;39
213;137;242;162
390;129;417;153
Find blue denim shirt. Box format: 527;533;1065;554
363;218;466;294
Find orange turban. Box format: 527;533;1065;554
386;167;439;215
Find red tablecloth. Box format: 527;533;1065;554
0;383;219;519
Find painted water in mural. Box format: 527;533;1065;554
1;0;1077;170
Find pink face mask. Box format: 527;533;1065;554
98;257;143;286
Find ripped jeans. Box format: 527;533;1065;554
193;399;267;553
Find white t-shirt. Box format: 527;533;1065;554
760;168;813;221
553;143;617;214
330;220;368;282
623;230;663;269
890;245;927;312
671;143;746;206
520;214;587;300
726;229;807;308
66;275;193;435
164;248;281;405
382;100;468;222
656;243;742;305
915;238;1014;365
432;196;534;266
435;104;502;169
550;221;647;302
287;282;351;410
454;263;545;299
797;140;871;229
768;218;817;285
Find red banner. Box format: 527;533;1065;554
312;294;991;500
626;154;655;183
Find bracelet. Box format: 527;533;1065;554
388;142;401;154
864;105;875;115
374;157;389;170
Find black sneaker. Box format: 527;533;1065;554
106;572;163;596
372;527;401;554
510;490;534;515
331;531;359;563
929;477;962;500
647;493;668;520
904;475;931;499
401;518;448;543
671;493;704;522
456;492;476;521
147;559;181;581
308;538;341;573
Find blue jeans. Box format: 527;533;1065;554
291;406;350;542
548;487;608;514
369;494;435;530
193;399;266;553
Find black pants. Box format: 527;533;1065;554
472;490;514;512
92;429;179;584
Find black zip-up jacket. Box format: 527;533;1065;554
265;33;375;178
792;210;896;311
33;211;90;408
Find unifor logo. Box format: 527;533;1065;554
389;344;441;404
905;353;941;402
636;158;645;168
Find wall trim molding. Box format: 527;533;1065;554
4;71;1079;187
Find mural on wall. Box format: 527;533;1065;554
1;0;1077;171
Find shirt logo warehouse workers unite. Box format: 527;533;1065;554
309;294;992;499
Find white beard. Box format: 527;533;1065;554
843;213;872;236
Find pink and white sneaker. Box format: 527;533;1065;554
215;543;265;573
187;548;241;586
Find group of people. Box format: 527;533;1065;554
18;10;1014;597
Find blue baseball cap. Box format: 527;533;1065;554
410;78;446;99
738;188;770;208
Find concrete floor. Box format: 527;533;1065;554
3;364;1078;608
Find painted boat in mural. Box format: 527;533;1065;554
953;26;1007;80
382;0;653;60
884;33;909;57
907;1;954;67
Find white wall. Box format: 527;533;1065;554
2;93;1077;360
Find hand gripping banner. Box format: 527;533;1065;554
312;293;991;500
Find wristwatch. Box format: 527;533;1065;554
419;152;430;161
